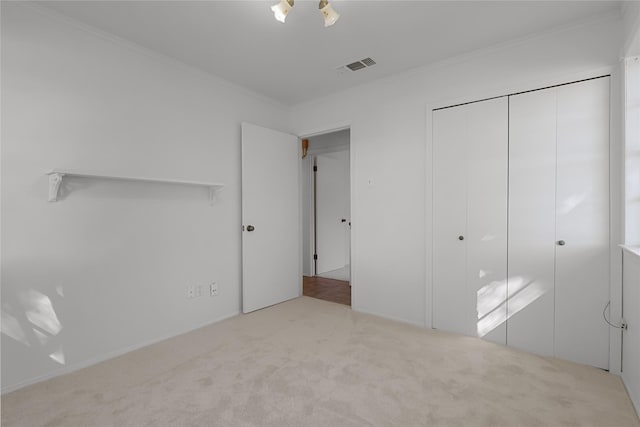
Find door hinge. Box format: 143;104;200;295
313;166;318;172
313;254;318;260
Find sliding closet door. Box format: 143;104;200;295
508;88;557;357
466;99;508;344
433;105;468;335
554;78;610;369
433;98;508;344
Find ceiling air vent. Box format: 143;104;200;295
361;57;376;67
339;57;377;73
346;61;367;71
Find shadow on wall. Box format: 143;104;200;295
2;285;66;366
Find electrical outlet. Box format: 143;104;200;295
187;285;195;299
210;282;219;296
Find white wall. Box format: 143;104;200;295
1;3;289;393
625;56;640;247
623;1;640;57
622;248;640;415
623;0;640;247
290;14;623;328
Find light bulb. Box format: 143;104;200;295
271;0;294;24
319;2;340;27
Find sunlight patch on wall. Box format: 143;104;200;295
1;309;30;347
558;191;589;215
20;290;62;336
477;279;507;338
506;280;548;318
32;328;50;345
49;346;66;365
477;279;506;319
478;269;491;279
3;290;67;364
476;276;548;337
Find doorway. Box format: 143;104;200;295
301;129;351;306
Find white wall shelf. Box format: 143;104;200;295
621;244;640;258
46;169;224;204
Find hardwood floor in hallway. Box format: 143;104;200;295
303;276;351;306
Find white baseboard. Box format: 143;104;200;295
352;306;425;329
1;311;240;395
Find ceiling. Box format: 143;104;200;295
38;1;621;106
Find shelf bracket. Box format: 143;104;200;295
48;172;65;202
209;186;222;204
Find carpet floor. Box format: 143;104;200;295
2;296;639;427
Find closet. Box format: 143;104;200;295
432;77;610;369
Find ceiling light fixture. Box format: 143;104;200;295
270;0;340;27
271;0;294;24
318;0;340;27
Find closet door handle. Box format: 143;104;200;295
557;240;565;246
458;235;465;241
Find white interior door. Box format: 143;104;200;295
241;122;300;313
432;98;507;344
315;150;349;275
433;105;468;335
508;88;557;357
466;98;508;345
554;78;610;369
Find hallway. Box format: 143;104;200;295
302;276;351;306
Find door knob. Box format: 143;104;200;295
458;235;464;241
247;225;255;232
557;240;565;246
